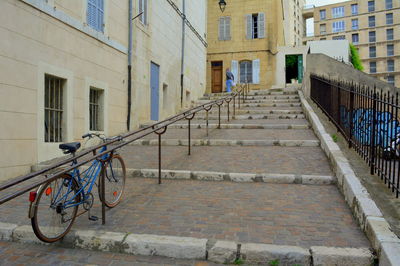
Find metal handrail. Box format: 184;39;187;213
0;87;247;217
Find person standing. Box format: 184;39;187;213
226;68;235;92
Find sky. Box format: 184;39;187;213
306;0;349;35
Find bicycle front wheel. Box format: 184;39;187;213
31;174;80;243
99;154;126;208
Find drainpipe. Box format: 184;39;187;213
127;0;133;131
180;0;186;107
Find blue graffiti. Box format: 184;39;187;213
340;106;400;147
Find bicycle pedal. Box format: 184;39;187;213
88;215;99;221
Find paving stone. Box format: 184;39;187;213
207;240;237;264
310;246;374;266
0;222;17;241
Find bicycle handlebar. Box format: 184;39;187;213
82;133;122;142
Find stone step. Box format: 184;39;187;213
129;139;320;147
207;109;303;115
200;95;299;101
241;102;302;107
158;123;311;129
192;114;305;120
203;90;298;98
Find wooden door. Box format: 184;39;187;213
211;62;223;93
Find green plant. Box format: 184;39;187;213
285;55;298;68
269;259;280;266
332;134;338;143
350;44;364;71
233;258;245;265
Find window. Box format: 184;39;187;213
333;35;346;40
352;33;359;44
386;0;393;9
369;31;376;42
320;24;326;34
368;1;375;12
351;4;358;15
87;0;104;32
320;38;326;40
138;0;148;25
246;13;265;39
332;6;345;18
44;75;65;143
369;46;376;58
388;60;395;72
219;16;231;41
387;28;394;40
239;61;252;83
370;62;377;73
386;13;393;25
332;21;345;33
387;44;394;56
320;9;326;20
89;88;104;131
368;16;375;27
352;19;358;30
387;75;395;85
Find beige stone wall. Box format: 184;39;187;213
0;0;207;181
283;0;307;46
206;0;285;93
313;0;400;88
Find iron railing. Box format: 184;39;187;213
310;74;400;197
0;83;249;224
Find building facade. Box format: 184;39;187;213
206;0;285;93
311;0;400;87
283;0;307;47
0;0;207;181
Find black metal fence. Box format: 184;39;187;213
310;74;400;197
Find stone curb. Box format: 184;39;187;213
157;123;311;129
127;168;335;185
310;246;374;266
193;114;305;120
299;91;400;264
0;222;374;264
128;139;320;147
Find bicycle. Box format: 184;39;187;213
29;133;126;243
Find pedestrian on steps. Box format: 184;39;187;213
226;68;235;93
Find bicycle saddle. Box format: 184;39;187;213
59;142;81;154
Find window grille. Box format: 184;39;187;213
386;13;393;25
369;46;376;58
386;0;393;9
89;88;103;131
369;31;376;43
387;44;394;56
387;60;395;72
387;29;394;40
239;61;252;83
370;62;377;73
368;1;375;12
368;16;375;27
44;75;64;143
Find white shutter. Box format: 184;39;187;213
225;17;231;40
258;13;265;39
219;17;224;40
246;14;252;39
231;60;238;82
252;59;260;84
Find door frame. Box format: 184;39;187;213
211;61;223;93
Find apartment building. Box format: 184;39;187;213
206;0;285;93
283;0;307;46
0;0;207;181
312;0;400;87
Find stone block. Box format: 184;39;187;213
379;242;400;266
302;175;334;185
208;241;237;264
124;234;207;259
229;173;255;182
0;222;17;241
365;216;400;252
74;230;126;252
192;171;225;181
240;243;311;265
353;195;383;230
13;225;46;245
262;174;296;184
310;246;374;266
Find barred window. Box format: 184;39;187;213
239;61;252;83
386;13;393;25
370;62;377;73
89;88;104;131
368;1;375;12
369;31;376;43
369;46;376;58
387;60;395;72
387;44;394;56
386;0;393;9
368;16;375;27
44;75;65;143
387;29;394;40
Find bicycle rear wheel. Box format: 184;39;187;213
98;154;126;208
31;174;80;243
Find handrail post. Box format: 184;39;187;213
154;126;168;184
185;113;195;155
370;90;377;175
233;94;236;118
206;110;209;136
218;104;221;129
238;91;241;109
101;161;106;225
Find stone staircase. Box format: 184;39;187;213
0;88;376;265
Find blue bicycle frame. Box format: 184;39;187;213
51;145;110;210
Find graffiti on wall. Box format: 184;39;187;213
340;106;400;149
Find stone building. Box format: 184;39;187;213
283;0;307;47
0;0;207;181
310;0;399;87
206;0;286;93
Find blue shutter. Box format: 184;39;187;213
98;0;104;32
87;0;104;32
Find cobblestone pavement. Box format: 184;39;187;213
0;178;369;248
0;241;220;266
140;129;317;140
118;146;332;175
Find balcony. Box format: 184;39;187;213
303;5;315;19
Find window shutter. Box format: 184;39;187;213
219;17;224;40
231;60;238;82
252;59;260;84
98;0;104;32
143;0;147;25
87;0;96;29
226;17;231;40
258;13;265;39
246;14;252;39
